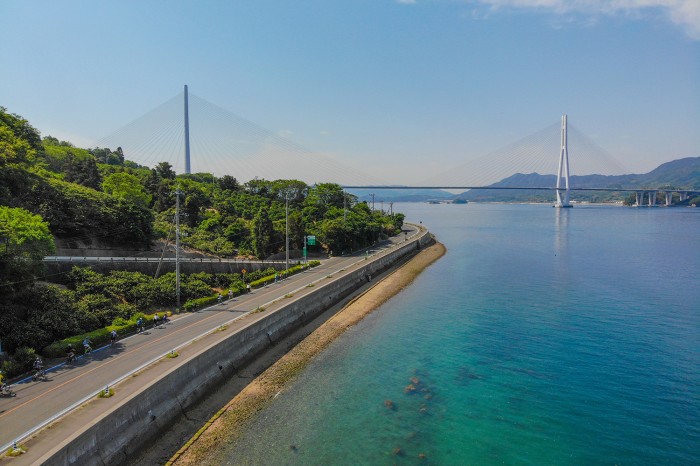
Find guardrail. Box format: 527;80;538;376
43;256;298;264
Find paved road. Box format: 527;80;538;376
0;225;420;451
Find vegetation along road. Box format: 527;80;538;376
0;224;420;455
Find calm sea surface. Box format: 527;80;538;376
221;204;699;465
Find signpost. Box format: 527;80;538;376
304;236;316;263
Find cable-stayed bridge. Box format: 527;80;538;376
94;86;697;207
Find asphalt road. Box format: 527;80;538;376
0;225;420;451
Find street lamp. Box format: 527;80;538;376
279;188;295;273
285;195;289;272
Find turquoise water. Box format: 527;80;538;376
222;204;699;465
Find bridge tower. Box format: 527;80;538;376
555;114;572;208
184;84;191;174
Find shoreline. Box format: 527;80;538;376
169;241;447;466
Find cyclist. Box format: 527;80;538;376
33;357;45;379
217;293;223;304
83;337;92;353
66;343;76;363
110;329;118;345
0;370;14;396
137;317;144;333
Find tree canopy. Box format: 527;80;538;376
0;206;55;289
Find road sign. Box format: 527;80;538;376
307;235;316;246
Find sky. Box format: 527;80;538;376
1;0;698;184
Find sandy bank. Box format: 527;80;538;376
170;241;446;465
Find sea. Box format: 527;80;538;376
220;203;699;465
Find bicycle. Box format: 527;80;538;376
0;384;16;397
32;368;47;381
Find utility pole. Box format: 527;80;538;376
279;188;294;273
175;188;182;308
285;195;289;272
370;193;375;212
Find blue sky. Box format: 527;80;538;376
1;0;698;183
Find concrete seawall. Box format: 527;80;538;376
40;229;433;465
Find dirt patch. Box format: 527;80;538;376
169;242;446;466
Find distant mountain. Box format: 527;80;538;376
458;156;700;203
345;157;700;204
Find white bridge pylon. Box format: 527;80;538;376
555;114;572;208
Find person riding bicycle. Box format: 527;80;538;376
33;357;44;375
66;343;76;363
0;369;6;392
110;329;118;345
137;317;144;333
83;337;92;353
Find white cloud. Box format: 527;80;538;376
397;0;418;4
472;0;700;39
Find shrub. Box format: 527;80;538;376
248;262;319;289
42;313;156;358
112;317;129;326
182;295;219;312
0;347;37;378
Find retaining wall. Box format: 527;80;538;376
42;228;433;465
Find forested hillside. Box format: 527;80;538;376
0;106;404;373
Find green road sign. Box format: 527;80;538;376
307;235;316;246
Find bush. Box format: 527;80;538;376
42;313;156;358
0;346;37;378
182;295;220;312
112;317;129;326
248;262;320;289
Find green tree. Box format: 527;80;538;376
252;206;274;258
64;152;102;189
0;107;42;152
155;161;176;180
102;172;152;207
0;206;56;289
218;175;239;192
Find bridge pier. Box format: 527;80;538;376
680;192;689;202
665;192;673;206
648;191;657;206
635;191;642;206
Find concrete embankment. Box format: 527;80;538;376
171;241;447;466
35;229;433;466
